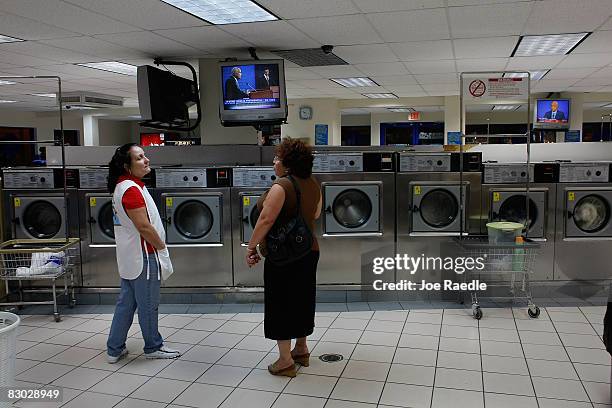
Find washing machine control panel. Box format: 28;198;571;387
483;164;534;183
559;163;609;182
79;168;108;189
313;153;363;172
156;168;207;188
232;167;276;187
399;153;451;172
2;169;55;189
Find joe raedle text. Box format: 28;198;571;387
372;279;487;291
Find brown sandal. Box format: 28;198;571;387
268;362;297;377
292;353;310;367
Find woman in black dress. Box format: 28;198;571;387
246;138;321;377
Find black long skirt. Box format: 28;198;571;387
263;251;319;340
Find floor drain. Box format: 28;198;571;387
319;353;343;363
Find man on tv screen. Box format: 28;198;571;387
543;101;566;121
256;67;276;90
225;67;250;100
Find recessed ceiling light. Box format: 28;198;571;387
512;33;590;56
363;93;398;99
0;34;24;43
0;80;16;85
503;70;550;81
30;93;56;98
492;105;520;111
387;107;414;112
0;100;17;103
76;61;137;76
331;77;378;87
161;0;278;24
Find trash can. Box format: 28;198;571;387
0;312;20;388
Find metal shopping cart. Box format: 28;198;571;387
453;236;540;320
0;239;80;322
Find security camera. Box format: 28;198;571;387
321;45;334;54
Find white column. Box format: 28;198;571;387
444;95;463;144
83;115;99;146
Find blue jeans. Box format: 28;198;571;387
107;253;163;356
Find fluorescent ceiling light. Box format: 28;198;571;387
161;0;278;24
31;93;56;98
503;70;550;81
76;61;137;76
492;105;520;111
64;106;97;110
387;107;414;112
0;100;17;103
513;33;590;56
0;80;16;85
331;77;378;87
601;103;612;108
0;34;24;43
363;93;398;99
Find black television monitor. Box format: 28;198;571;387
137;65;198;128
535;99;570;129
219;59;287;126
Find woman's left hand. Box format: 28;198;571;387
246;247;261;267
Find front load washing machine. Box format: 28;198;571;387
481;162;559;281
230;167;276;286
555;162;612;281
154;167;233;287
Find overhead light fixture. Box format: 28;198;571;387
363;93;398;99
0;34;24;43
30;93;56;98
492;105;520;111
503;70;550;81
76;61;137;76
601;103;612;108
161;0;278;24
387;107;414;112
0;100;17;103
0;80;16;85
512;33;590;57
331;77;378;87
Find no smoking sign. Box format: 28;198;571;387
469;80;486;97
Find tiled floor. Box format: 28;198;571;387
8;305;611;408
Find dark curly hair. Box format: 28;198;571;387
276;138;314;178
107;143;138;192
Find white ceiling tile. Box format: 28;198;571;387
256;0;360;19
449;0;530;4
154;26;251;52
404;60;456;74
394;90;428;97
355;62;409;76
366;9;450;42
566;86;603;92
221;21;319;49
290;79;344;89
453;36;518;58
39;36;144;58
545;67;599;80
34;63;132;79
62;0;210;30
389;40;454;61
415;73;458;84
284;68;322;80
288;15;383;45
448;3;531;38
307;65;364;78
572;31;612;54
588;66;612;79
556;53;612;69
0;50;59;66
353;0;444;13
333;44;398;64
523;0;611;35
456;58;508;72
0;12;78;40
371;75;418;86
0;42;103;63
384;85;425;93
345;86;389;93
505;55;565;70
573;77;612;87
93;31;200;57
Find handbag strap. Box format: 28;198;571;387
286;175;302;216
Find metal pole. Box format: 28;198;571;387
459;73;464;239
525;73;531;238
58;77;69;244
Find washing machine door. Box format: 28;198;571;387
565;189;612;237
164;194;222;244
13;196;66;239
87;194;115;244
411;184;465;233
240;194;261;243
323;183;381;234
491;191;546;238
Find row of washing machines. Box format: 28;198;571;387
1;150;611;290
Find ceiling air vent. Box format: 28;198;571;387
272;48;348;67
58;91;124;109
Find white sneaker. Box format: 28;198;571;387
107;348;128;364
145;346;181;359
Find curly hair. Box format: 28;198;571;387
276;138;314;178
107;143;138;193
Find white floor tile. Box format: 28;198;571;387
372;311;409;322
331;318;369;331
52;366;110;390
480;340;524;358
157;359;211;381
402;322;441;336
431;387;484;408
440;325;479;340
217;349;267;368
515;319;556;332
537;398;593;408
527;359;579;380
165;328;211;344
197;364;252;387
554;322;598;335
311;341;356;359
271;393;325;408
329;378;384;404
481;355;529;375
435;367;483;391
199;332;246;348
173;383;234;408
405;313;442;325
314;316;335;328
531;377;590;402
379;382;432;407
548;311;589;323
565;346;611;365
47;346;101;366
240;368;291;392
320;328;363;343
442;314;478;327
437;350;481;371
16;362;75;384
113;398;166;408
181;345;229;364
17;327;65;342
60;391;122;408
522;343;569;361
219;388;278;408
15;340;38;354
217;320;260;335
393;347;437;367
583;381;611;404
519;330;563;346
324;399;376;408
341;360;390;381
117;355;173;376
350;344;395;363
185;318;226;332
158;315;196;329
90;372;150;396
338;311;374;320
438;337;480;354
130;377;191;403
232;312;265;323
364;319;404;333
482;371;535;396
387;363;435;387
484;392;538;408
283;373;337;398
358;330;400;347
298;357;347;377
480;327;519;343
46;330;95;347
71;320;110;333
81;350;136;372
15;358;40;375
478;317;516;330
43;317;90;330
559;333;606;349
574;362;612;383
235;335;276;352
17;343;68;361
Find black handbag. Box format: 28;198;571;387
604;301;612;356
265;175;313;266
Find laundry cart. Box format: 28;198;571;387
453;236;540;320
0;239;80;322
